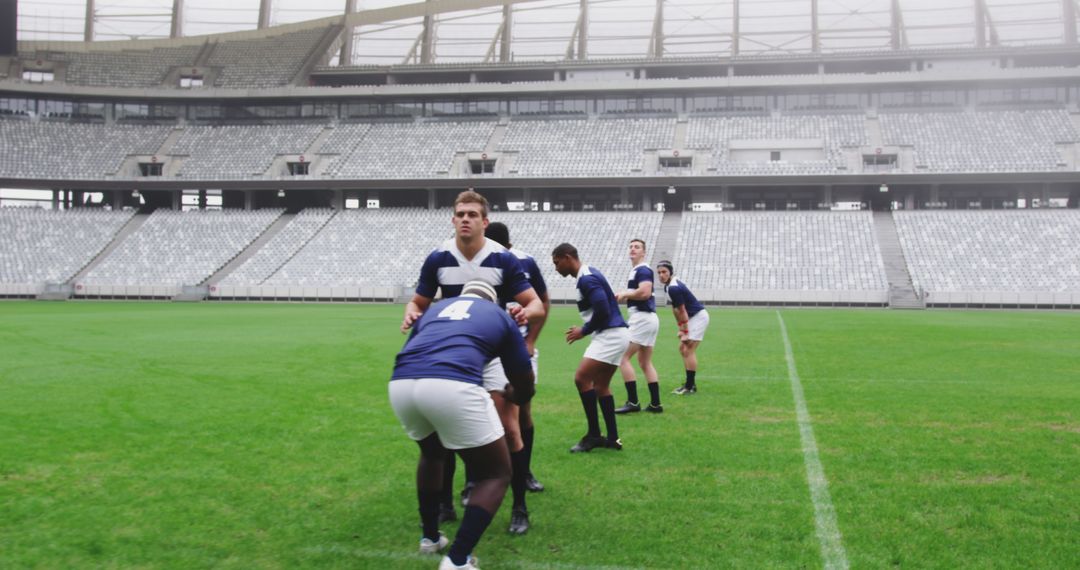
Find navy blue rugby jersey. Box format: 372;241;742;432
625;263;656;313
415;238;532;304
666;277;705;318
575;265;628;336
392;296;532;385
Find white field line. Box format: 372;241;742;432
776;311;849;570
302;545;646;570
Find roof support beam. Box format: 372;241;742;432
500;2;513;62
420;0;436;64
649;0;664;58
890;0;907;50
578;0;588;60
258;0;272;29
84;0;95;41
171;0;184;39
975;0;999;47
340;0;358;65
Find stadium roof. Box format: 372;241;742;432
16;0;1080;65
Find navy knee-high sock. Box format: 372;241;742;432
441;455;456;507
598;395;618;441
419;490;441;541
579;389;600;436
648;381;661;406
521;424;535;474
510;449;528;510
448;506;494;566
624;380;639;404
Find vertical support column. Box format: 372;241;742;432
1041;183;1050;206
341;0;357;65
811;0;820;53
198;189;207;210
258;0;272;29
427;189;437;209
332;189;345;210
52;190;60;210
1066;0;1078;44
577;0;588;60
421;0;436;64
85;0;95;41
822;185;832;208
975;0;986;48
500;3;513;62
930;184;940;206
732;0;740;56
890;0;903;50
112;189;124;210
244;190;255;211
171;0;184;38
172;190;181;210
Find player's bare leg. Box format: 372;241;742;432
443;437;511;568
491;392;530;534
616;343;643;413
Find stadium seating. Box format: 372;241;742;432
82;209;282;286
685;114;866;175
0;207;134;284
170;124;324;180
487;211;664;293
879;109;1077;172
220;208;337;285
322;121;495;179
0;118;173;179
207;26;331;88
674;211;888;293
261;208;453;288
894;210;1080;292
498;118;675;177
23;45;200;88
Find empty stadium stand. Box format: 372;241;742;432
894;210;1080;304
170;124;324;180
80;208;282;287
498;118;675;177
673;211;888;304
0;118;173;179
0;207;134;285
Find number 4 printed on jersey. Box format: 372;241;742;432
437;299;474;320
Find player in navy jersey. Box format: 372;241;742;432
656;261;711;394
390;280;535;570
483;222;549;534
614;238;663;414
552;242;630;453
401;190;545;525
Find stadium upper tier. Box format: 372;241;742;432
15;24;334;89
0;109;1077;182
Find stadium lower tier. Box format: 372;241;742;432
1;208;1078;307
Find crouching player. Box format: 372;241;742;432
389;280;535;570
656;260;710;394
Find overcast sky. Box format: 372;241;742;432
16;0;1075;62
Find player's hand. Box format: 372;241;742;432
678;331;689;342
565;326;584;344
502;382;515;403
615;290;629;302
507;304;528;326
401;309;422;333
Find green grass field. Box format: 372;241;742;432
1;301;1078;569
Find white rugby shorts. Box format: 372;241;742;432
482;349;540;392
388;378;504;450
627;310;660;347
584;326;631;366
686;310;710;342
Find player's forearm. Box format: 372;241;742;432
622;285;652;301
523;297;550;349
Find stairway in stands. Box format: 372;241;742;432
651;209;682;267
872;211;924;309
